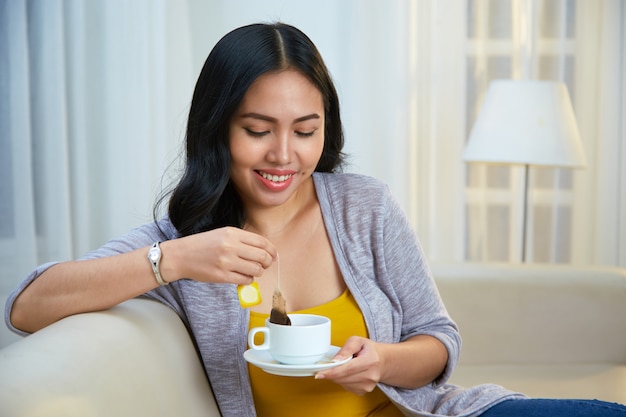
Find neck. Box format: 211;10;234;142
244;177;316;237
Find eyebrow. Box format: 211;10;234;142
240;112;320;123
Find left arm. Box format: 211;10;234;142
314;177;458;395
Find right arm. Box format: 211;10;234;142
10;227;276;334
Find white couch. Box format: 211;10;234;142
1;263;625;416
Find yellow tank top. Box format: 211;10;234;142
248;289;403;417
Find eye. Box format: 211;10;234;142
295;129;317;138
245;128;269;137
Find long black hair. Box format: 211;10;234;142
155;23;345;237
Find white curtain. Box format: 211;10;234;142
574;0;626;266
410;0;468;261
1;0;623;349
0;0;194;346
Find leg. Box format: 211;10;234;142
479;398;626;417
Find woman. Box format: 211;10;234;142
6;23;626;417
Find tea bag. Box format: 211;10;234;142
269;255;291;325
269;288;291;325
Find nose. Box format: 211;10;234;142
267;133;291;165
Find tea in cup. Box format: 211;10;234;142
248;314;331;365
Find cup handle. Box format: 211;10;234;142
248;327;270;350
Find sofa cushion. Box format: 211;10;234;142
432;263;626;365
449;364;626;404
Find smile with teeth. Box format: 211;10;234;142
259;171;293;183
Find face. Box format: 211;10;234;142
229;70;325;209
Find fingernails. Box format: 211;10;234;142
314;373;325;380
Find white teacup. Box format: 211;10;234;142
248;314;331;365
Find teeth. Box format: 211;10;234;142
261;172;292;182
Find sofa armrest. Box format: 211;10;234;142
0;298;221;417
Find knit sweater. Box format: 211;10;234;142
5;172;525;416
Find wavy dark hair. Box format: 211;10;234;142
155;23;346;237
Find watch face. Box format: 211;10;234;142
148;247;160;262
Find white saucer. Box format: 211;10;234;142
244;345;351;377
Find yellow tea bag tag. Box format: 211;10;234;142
238;281;262;308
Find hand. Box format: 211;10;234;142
160;226;277;284
314;336;381;395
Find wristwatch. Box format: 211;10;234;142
147;242;168;286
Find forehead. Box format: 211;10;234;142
236;70;324;116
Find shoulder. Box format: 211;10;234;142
313;172;391;205
313;171;388;189
314;172;411;232
123;217;179;243
81;218;179;260
313;172;396;234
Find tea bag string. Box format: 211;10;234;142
276;253;281;290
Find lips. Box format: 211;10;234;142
256;170;295;191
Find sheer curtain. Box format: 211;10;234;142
0;0;194;346
574;0;626;266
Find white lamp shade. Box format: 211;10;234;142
463;80;587;168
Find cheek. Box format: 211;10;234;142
313;138;325;163
229;134;255;167
302;140;325;175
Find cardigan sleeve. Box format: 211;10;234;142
379;189;461;387
4;218;179;336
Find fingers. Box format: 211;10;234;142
171;226;278;285
237;239;276;271
221;228;276;280
315;337;381;395
238;229;278;266
330;336;363;362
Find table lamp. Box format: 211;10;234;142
463;80;587;262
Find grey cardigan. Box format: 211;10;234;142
5;172;525;416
